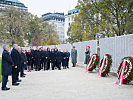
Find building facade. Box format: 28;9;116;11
0;0;28;12
65;9;79;39
41;13;65;43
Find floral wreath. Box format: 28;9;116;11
87;54;99;72
117;57;133;84
99;54;112;77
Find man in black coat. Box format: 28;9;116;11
11;44;21;86
66;49;70;68
50;49;56;70
45;48;51;70
20;48;27;77
34;47;41;71
30;46;34;70
1;45;14;90
57;49;63;70
42;48;47;70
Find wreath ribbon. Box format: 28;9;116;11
86;56;94;72
98;56;106;77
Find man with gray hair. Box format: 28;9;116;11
11;44;20;86
1;44;14;90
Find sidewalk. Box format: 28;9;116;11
0;67;133;100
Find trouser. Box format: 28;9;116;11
40;60;43;69
2;75;8;88
43;62;46;70
51;63;55;70
72;63;76;67
46;62;50;70
57;62;61;70
12;68;18;83
31;60;34;70
35;65;40;71
20;64;24;77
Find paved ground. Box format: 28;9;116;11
0;66;133;100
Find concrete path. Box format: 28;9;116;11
0;67;133;100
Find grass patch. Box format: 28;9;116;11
0;57;2;83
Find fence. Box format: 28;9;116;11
0;34;133;73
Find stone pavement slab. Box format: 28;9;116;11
0;67;133;100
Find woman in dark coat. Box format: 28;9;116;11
45;48;51;70
62;50;67;69
50;49;56;70
84;46;90;64
57;49;63;70
26;50;32;72
1;45;14;90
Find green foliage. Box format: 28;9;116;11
67;0;133;43
0;7;29;46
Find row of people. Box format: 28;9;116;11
26;47;70;71
1;44;27;91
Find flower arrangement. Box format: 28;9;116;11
117;57;133;84
86;54;99;72
99;54;112;77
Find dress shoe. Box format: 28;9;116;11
12;83;19;86
1;87;10;91
16;80;22;82
20;75;25;78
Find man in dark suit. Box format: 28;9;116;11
11;44;21;86
57;49;63;70
1;44;14;90
30;46;34;70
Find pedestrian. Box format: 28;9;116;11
50;49;56;70
66;49;70;68
57;49;63;70
71;46;77;67
62;50;67;69
84;46;90;65
11;44;20;86
26;50;32;72
1;45;14;90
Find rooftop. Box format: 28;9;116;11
0;0;27;8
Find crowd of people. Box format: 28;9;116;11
1;44;78;91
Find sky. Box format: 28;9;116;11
19;0;78;17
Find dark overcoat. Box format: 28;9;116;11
11;48;21;71
71;49;77;63
62;52;67;66
50;52;56;63
1;50;14;76
57;52;63;63
34;50;40;66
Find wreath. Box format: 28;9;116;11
99;54;112;77
86;54;99;72
117;57;133;84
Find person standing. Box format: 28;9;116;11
50;49;56;70
20;48;27;77
62;50;67;69
45;48;51;70
42;48;47;71
34;47;41;71
66;49;70;68
1;45;14;90
26;50;32;72
84;46;90;65
57;49;63;70
30;46;34;70
11;44;20;86
71;46;77;67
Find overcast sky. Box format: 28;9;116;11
19;0;78;17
